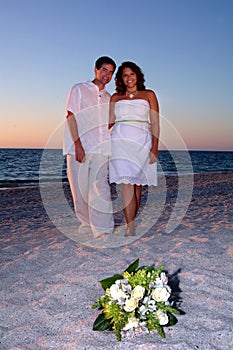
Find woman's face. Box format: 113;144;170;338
122;67;137;89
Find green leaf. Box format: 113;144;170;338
115;328;122;341
124;258;140;273
166;312;178;327
138;265;154;273
100;274;123;290
92;300;101;309
157;324;166;338
93;312;112;331
154;264;166;276
161;304;180;315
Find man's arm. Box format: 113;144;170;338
66;111;85;162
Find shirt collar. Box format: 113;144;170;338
87;80;107;93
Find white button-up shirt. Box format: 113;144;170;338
63;81;111;155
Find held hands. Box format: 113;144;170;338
74;139;86;163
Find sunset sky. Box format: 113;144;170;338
0;0;232;151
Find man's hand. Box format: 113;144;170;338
74;139;86;163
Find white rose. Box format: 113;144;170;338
156;309;169;325
122;317;139;331
110;284;127;300
151;287;170;302
131;285;145;300
109;284;119;299
124;297;138;312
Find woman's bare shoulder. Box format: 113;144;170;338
144;89;157;98
110;93;121;102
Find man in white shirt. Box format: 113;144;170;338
63;56;116;238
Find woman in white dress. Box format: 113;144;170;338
109;61;160;236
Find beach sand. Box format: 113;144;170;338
0;172;232;349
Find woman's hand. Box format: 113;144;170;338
149;149;158;164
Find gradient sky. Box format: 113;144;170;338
0;0;232;150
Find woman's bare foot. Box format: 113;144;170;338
125;228;136;237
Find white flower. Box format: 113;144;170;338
110;284;127;301
115;278;128;286
122;283;132;293
140;297;157;319
160;272;168;284
155;273;171;292
147;299;157;312
139;304;149;320
115;279;132;293
151;287;170;302
142;296;149;304
131;285;145;300
122;317;139;331
155;277;163;287
156;309;169;325
124;297;138;312
109;284;119;299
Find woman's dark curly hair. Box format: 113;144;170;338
115;61;146;94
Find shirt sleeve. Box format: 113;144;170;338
66;84;81;116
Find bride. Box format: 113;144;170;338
109;61;160;236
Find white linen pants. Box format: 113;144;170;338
67;153;114;237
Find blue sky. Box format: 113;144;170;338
0;0;232;150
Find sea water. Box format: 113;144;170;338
0;148;232;189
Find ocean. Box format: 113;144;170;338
0;148;232;189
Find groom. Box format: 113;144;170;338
63;56;117;238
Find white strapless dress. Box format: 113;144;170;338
109;99;157;186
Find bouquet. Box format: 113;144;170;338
92;258;180;341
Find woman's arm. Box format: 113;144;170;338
109;94;118;129
148;90;160;164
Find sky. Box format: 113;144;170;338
0;0;232;151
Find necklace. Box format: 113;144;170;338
126;90;138;98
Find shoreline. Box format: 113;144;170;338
0;169;232;191
0;172;232;349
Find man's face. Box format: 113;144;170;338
95;64;115;85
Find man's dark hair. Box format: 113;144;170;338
95;56;116;71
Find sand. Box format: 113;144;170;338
0;172;232;349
